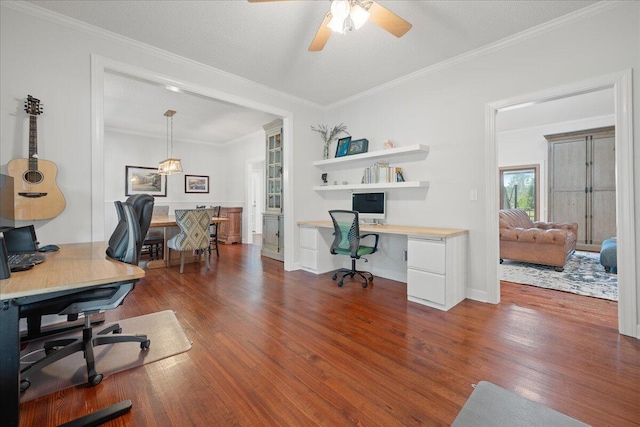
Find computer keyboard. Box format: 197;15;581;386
8;253;45;266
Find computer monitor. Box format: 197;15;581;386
0;174;15;232
4;225;39;253
352;192;386;222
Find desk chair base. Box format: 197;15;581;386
332;259;374;288
20;315;150;392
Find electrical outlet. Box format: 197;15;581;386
470;189;478;201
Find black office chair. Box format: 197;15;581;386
19;195;154;392
208;205;221;258
329;210;379;288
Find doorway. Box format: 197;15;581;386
486;70;637;337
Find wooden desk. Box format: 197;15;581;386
0;242;145;427
147;215;228;269
298;221;468;311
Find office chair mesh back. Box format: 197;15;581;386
329;210;377;258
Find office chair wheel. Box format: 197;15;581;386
332;274;337;280
362;282;368;288
89;373;103;386
20;379;30;392
337;281;344;287
141;340;151;350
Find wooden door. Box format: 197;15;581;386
589;133;616;248
549;137;587;245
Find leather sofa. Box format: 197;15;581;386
499;209;578;271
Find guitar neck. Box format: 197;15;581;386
28;115;38;170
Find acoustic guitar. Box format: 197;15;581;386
7;95;66;220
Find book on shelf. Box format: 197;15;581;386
361;162;405;184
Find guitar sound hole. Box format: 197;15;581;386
23;170;43;184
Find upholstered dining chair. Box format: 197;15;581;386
167;208;214;273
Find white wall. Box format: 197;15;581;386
318;3;639;305
103;129;231;236
497;114;615;221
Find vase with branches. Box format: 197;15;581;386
311;123;349;159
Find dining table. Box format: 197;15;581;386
146;215;228;269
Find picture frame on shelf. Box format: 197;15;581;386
335;136;351;158
348;138;369;155
125;166;166;197
185;175;209;193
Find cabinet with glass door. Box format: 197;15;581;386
262;119;284;261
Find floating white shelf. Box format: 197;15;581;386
313;144;429;170
313;181;429;191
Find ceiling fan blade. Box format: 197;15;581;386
309;12;332;52
367;1;412;38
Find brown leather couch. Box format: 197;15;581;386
499;209;578;271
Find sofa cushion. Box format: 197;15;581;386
499;209;534;229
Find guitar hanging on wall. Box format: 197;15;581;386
7;95;66;220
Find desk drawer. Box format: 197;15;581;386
300;227;318;250
407;238;445;274
300;247;318;270
407;268;446;305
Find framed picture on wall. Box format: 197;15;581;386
185;175;209;193
347;138;369;156
125;166;166;197
335;136;351;158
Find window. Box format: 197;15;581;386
500;165;539;221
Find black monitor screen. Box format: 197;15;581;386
4;225;38;253
352;192;385;220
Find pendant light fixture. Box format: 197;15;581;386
158;109;183;175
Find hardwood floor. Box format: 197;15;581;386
19;244;640;426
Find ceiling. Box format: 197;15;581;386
25;0;601;144
29;0;598;106
104;72;279;145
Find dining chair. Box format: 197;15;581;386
143;205;169;260
208;205;221;258
167;208;214;273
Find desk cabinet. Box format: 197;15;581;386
299;226;341;273
218;207;242;244
407;234;467;311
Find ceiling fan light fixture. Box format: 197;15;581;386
350;3;370;30
328;0;350;33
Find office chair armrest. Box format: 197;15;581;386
360;233;380;250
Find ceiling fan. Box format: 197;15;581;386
248;0;412;51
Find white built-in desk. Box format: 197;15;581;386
297;221;468;311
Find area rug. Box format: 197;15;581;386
19;310;192;402
500;251;617;301
452;381;589;426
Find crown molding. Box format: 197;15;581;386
105;126;226;147
1;1;323;111
326;1;627;110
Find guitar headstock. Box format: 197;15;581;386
24;95;43;116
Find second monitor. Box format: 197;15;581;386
352;192;385;223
